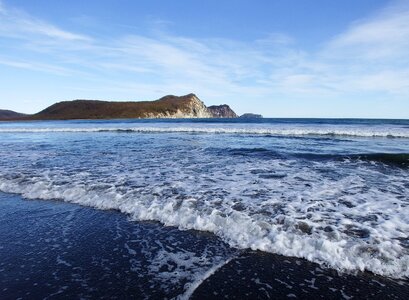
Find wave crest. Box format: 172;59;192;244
0;126;408;138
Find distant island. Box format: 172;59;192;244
239;113;263;119
0;94;246;120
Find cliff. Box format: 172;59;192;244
0;109;27;120
207;105;238;118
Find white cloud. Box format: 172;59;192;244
255;33;295;47
327;3;409;61
258;1;409;99
0;57;83;76
0;1;91;42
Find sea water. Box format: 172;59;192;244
0;118;408;280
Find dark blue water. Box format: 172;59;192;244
0;118;408;297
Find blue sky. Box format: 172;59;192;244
0;0;408;118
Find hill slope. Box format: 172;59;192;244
0;109;27;120
31;94;217;120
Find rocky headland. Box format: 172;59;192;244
207;105;238;118
0;94;240;120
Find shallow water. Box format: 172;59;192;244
1;192;408;299
0;118;408;281
0;192;236;299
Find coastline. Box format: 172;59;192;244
1;191;407;299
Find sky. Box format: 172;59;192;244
0;0;409;118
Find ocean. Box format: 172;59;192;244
0;118;408;298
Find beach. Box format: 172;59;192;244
1;192;408;299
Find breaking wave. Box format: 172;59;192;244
0;126;408;138
0;158;408;279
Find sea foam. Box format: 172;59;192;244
0;125;408;138
0;157;408;279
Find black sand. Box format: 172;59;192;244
0;192;407;299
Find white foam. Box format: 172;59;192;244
0;156;408;279
0;125;408;138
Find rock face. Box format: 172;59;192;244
142;94;213;118
239;113;263;119
0;109;26;120
207;105;238;118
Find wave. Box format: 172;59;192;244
295;152;409;167
211;148;409;167
0;126;409;138
0;169;408;279
350;153;409;167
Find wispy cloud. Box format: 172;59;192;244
0;1;91;42
315;1;409;95
0;56;86;76
326;2;409;61
264;1;409;98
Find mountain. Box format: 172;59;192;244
0;109;27;120
207;105;238;118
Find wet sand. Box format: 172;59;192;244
0;192;408;299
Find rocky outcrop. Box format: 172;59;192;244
239;113;263;119
207;105;237;118
142;94;212;118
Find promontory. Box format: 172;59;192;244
0;94;238;120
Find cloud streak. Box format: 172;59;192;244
0;1;91;42
327;2;409;60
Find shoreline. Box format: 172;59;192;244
1;191;407;299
